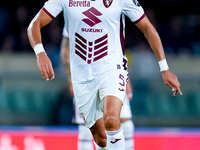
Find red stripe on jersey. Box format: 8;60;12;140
94;46;108;56
42;7;54;19
94;51;108;62
134;13;146;24
95;34;108;44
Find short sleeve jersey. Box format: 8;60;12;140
43;0;145;83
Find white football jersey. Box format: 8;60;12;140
43;0;145;83
63;15;132;125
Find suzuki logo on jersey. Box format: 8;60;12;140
82;7;102;27
75;33;108;64
103;0;113;8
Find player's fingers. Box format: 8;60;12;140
36;53;53;81
177;88;182;95
173;84;182;96
50;70;55;80
46;64;55;80
165;80;178;96
41;67;49;81
49;63;55;80
162;71;182;96
169;80;182;96
38;62;50;81
37;63;46;79
172;88;177;96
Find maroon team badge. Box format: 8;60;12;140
103;0;113;8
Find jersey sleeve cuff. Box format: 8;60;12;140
133;13;146;24
42;7;55;19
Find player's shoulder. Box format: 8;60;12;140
122;0;142;7
45;0;66;6
132;0;141;7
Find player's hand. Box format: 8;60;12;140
36;52;55;81
162;70;182;96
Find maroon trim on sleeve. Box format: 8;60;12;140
42;7;54;19
134;13;146;24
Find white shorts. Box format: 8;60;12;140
73;69;128;128
72;98;85;124
73;93;132;125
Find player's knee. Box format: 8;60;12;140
104;114;120;130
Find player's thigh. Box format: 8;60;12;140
99;69;128;128
103;96;123;130
103;96;122;119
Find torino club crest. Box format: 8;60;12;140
103;0;113;8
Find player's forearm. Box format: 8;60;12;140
27;10;52;51
143;26;166;61
144;27;171;72
136;16;166;61
27;19;42;49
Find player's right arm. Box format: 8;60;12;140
27;9;55;81
135;16;182;96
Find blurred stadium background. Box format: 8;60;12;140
0;0;200;149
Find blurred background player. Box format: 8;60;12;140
60;25;134;150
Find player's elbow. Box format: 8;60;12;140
27;22;32;39
27;20;35;38
27;19;41;37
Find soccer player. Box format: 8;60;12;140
27;0;182;149
60;25;134;150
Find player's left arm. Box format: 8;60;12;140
135;16;182;96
